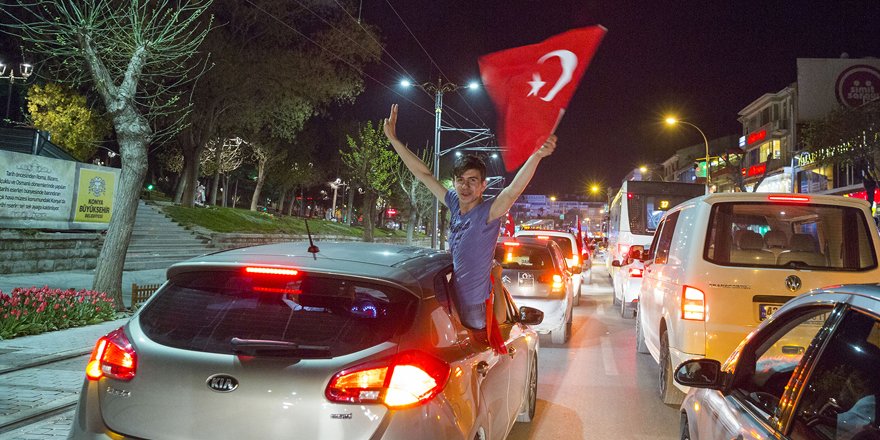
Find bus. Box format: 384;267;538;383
606;181;707;278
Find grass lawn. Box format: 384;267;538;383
162;204;422;239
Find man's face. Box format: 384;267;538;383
454;169;487;205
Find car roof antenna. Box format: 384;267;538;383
303;218;320;259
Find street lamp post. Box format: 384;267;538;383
402;78;481;249
0;60;33;120
329;178;347;221
665;117;711;188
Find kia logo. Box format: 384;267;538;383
206;374;239;393
785;275;802;292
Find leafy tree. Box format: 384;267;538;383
341;121;398;241
802;101;880;211
3;0;213;307
175;0;383;208
26;83;111;161
200;136;244;206
394;146;433;244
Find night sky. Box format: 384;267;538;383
348;0;880;196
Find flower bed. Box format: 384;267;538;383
0;287;117;340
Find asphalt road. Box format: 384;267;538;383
507;263;681;440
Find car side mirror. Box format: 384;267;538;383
571;265;582;273
518;306;544;326
674;359;724;390
611;260;622;267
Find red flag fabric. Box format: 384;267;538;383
503;212;515;237
479;26;606;171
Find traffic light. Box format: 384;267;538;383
146;183;155;191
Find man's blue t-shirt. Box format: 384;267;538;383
446;190;503;306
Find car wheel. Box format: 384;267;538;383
659;330;686;405
573;284;581;306
516;354;538;423
636;304;649;354
679;412;691;440
551;318;570;344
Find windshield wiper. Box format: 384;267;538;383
230;337;331;357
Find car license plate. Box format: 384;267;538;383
518;272;534;287
759;304;782;321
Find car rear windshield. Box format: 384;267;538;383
138;270;417;357
704;202;878;271
495;244;557;271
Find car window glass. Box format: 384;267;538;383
730;307;833;420
789;309;880;440
434;266;454;313
654;211;680;265
646;218;665;260
704;202;877;270
550;243;569;271
496;243;554;271
139;271;417;357
547;236;574;257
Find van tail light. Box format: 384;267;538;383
326;351;450;409
551;274;564;292
86;327;137;381
682;286;706;321
618;244;630;258
628;267;643;278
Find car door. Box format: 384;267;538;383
641;211;679;356
501;288;531;423
786;307;880;440
696;303;838;440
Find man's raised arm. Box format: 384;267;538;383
383;104;449;203
488;135;557;222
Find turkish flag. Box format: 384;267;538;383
479;26;606;171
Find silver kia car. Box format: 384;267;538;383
70;242;544;440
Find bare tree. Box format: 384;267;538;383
200;136;244;205
2;0;213;308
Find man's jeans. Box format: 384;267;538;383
460;301;487;330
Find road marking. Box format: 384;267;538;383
600;336;619;376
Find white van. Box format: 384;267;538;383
636;192;880;404
606;181;705;309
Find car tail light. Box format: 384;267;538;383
551;274;564;292
86;327;137;381
628;267;643;278
502;241;520;247
326;351;450;409
618;244;630;258
768;195;810;203
682;286;706;321
536;235;550;240
244;266;299;276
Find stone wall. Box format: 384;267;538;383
0;230;101;275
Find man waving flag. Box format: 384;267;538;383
479;26;606;171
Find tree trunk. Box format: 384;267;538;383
439;205;448;250
181;148;201;207
278;188;287;215
287;192;296;216
222;174;229;207
210;145;222;205
250;160;267;211
362;192;376;242
92;111;151;310
174;166;190;204
406;207;416;245
345;188;355;226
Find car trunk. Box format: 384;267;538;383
100;332;395;439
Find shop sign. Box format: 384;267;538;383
741;163;767;177
747;130;767;145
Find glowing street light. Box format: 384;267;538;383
639;165;648;174
590;184;599;194
665;116;711;187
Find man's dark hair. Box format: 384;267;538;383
452;154;487;180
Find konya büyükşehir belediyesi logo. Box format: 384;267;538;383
74;168;116;223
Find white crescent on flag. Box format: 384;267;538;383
529;49;578;102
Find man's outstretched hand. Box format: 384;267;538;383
534;134;557;159
383;104;399;142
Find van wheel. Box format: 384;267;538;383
516;354;538;423
620;298;635;319
635;308;649;354
659;331;686;405
573;284;581;306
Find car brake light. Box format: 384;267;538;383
244;267;299;276
551;274;564;292
536;235;550;240
618;244;630;257
326;351;450;409
86;327;137;381
682;286;706;321
628;267;643;278
502;241;520;247
767;195;810;203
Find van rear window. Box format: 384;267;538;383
704;202;878;270
138;271;417;356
